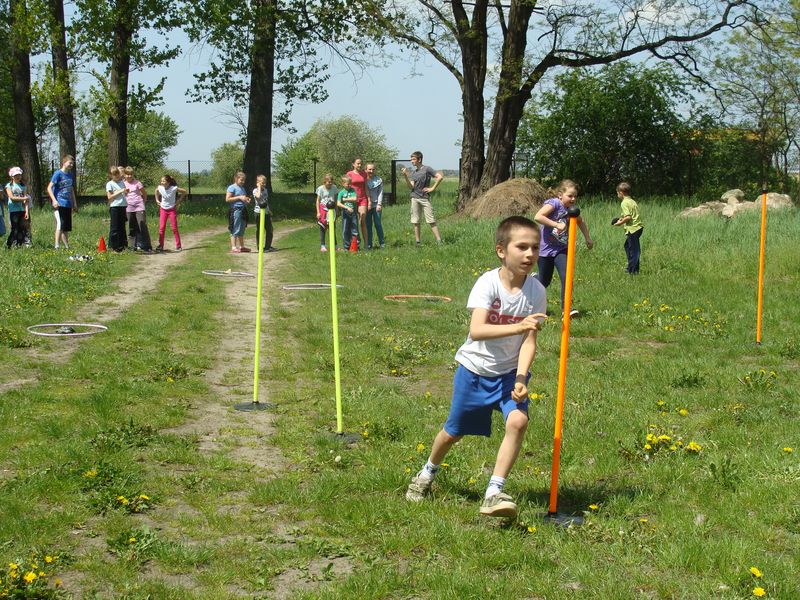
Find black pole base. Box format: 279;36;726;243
233;401;274;412
328;431;362;445
542;512;584;528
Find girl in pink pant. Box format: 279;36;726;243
155;175;187;251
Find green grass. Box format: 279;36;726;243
1;189;798;598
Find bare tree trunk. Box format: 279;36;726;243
108;13;132;166
476;1;535;201
9;0;43;205
242;0;276;192
49;0;77;160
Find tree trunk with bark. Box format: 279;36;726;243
9;0;43;205
108;15;132;166
49;0;77;160
242;0;277;193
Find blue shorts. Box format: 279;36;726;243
443;365;529;437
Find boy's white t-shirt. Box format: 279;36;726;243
106;179;127;208
454;268;547;376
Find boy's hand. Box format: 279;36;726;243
586;238;594;249
517;313;547;334
511;381;528;403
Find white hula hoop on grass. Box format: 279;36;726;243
282;283;343;290
384;294;452;303
202;269;255;278
27;323;108;338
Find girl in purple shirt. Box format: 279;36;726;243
533;179;593;316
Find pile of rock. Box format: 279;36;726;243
679;189;795;218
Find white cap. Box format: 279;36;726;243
9;166;22;177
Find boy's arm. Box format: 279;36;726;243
512;330;538;402
72;187;78;212
400;167;413;190
469;308;546;341
47;181;57;207
423;170;443;193
614;215;631;226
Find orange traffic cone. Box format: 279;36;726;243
349;236;358;253
98;236;107;253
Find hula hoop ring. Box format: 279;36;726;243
27;323;108;338
202;269;255;278
384;294;452;303
282;283;343;290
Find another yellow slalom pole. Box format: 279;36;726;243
237;208;269;412
328;211;344;433
756;188;767;345
253;209;266;403
546;206;582;525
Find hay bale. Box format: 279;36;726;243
466;178;549;219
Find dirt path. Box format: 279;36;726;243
2;229;220;398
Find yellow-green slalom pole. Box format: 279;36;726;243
253;209;267;403
548;207;580;517
328;213;344;433
755;188;767;345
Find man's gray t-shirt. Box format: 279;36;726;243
409;165;437;199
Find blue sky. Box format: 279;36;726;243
125;41;465;170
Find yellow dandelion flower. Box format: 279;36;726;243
658;434;671;442
8;563;18;570
117;495;129;505
656;400;665;407
752;587;766;597
646;433;658;443
588;504;599;511
686;441;702;453
405;467;411;474
441;463;449;468
55;578;62;587
23;572;37;583
669;445;678;451
639;518;649;523
644;444;652;451
749;567;763;578
425;391;431;398
782;447;793;453
166;376;174;382
44;556;54;564
678;408;688;416
527;526;537;533
82;469;98;478
415;443;425;453
129;537;137;543
468;477;477;485
139;494;150;500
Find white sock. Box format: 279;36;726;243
418;460;440;481
485;475;506;499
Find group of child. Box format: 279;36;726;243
224;171;274;254
407;179;643;519
313;159;385;253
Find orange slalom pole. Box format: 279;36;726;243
755;188;767;345
548;207;580;515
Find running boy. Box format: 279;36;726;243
612;181;643;274
406;216;547;518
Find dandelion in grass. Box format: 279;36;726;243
752;587;766;597
588;504;599;511
678;408;688;416
782;447;793;454
749;567;763;578
129;537;136;543
405;467;411;474
685;441;702;453
23;572;36;583
139;494;150;501
415;443;425;453
44;556;54;564
527;525;537;533
468;477;477;485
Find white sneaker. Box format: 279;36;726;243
479;492;518;518
405;475;433;502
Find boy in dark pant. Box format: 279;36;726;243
612;182;643;274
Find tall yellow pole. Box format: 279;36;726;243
328;211;344;433
756;188;767;345
252;209;267;404
548;207;580;515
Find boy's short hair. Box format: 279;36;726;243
341;175;352;184
495;215;539;249
124;166;134;176
617;181;632;195
411;151;423;161
61;154;75;164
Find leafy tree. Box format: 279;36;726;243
209;142;244;189
47;0;76;160
381;0;768;210
185;0;387;192
517;63;688;195
79;108;181;192
72;0;181;166
0;9;19;169
273;115;397;188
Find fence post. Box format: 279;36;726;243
390;159;398;205
187;160;192;200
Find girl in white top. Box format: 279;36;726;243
155;174;186;251
105;166;128;251
315;173;339;252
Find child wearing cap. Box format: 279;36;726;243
5;167;31;248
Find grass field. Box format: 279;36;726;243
0;187;798;598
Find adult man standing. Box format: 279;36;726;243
401;151;443;245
